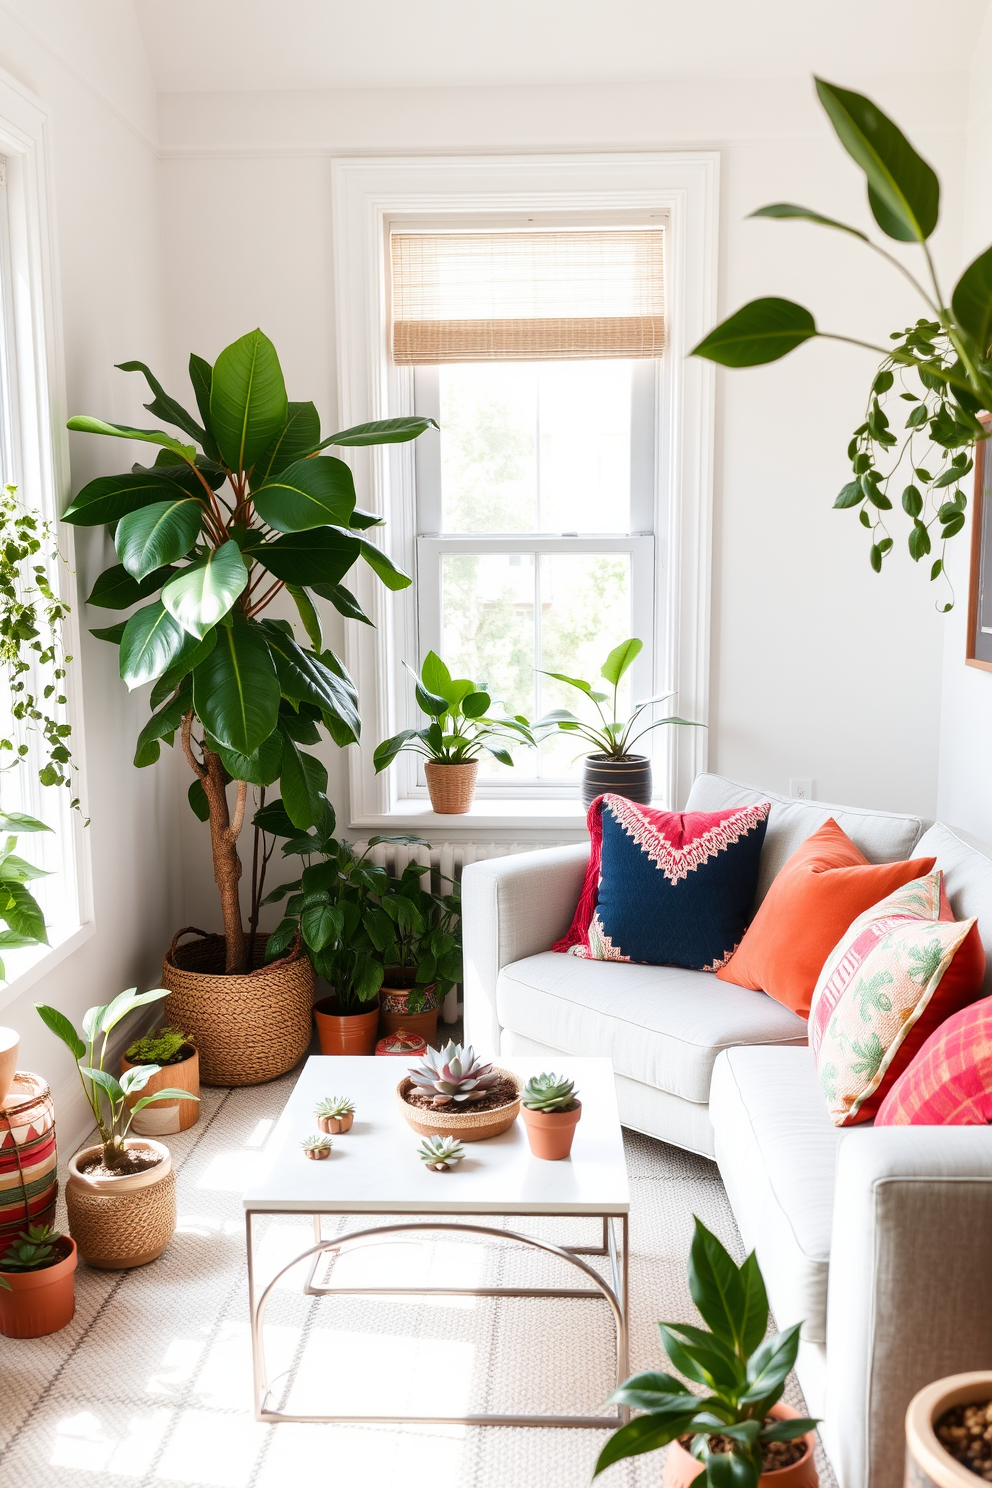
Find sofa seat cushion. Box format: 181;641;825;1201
710;1046;843;1345
496;952;807;1105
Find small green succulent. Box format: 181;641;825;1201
0;1224;64;1272
521;1072;578;1113
418;1135;465;1171
301;1134;331;1155
315;1096;355;1120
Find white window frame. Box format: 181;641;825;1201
331;153;719;832
0;67;91;1009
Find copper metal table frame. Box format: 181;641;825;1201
245;1207;630;1427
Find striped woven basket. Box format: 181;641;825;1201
0;1072;57;1242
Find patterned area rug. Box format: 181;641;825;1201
0;1072;836;1488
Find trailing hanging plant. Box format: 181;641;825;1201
64;329;436;971
691;79;992;608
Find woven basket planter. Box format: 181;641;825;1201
425;761;478;814
0;1071;57;1243
66;1139;175;1270
396;1067;520;1142
161;927;314;1087
120;1046;200;1135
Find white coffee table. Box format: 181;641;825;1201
243;1054;630;1428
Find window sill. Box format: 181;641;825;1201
351;796;592;837
0;921;95;1014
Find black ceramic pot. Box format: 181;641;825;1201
580;753;653;810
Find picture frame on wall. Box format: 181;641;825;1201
967;413;992;671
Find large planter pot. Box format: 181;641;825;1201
581;753;652;810
905;1371;992;1487
0;1027;18;1105
120;1046;200;1135
0;1235;76;1338
379;979;440;1045
314;995;380;1056
65;1138;175;1270
425;760;478;814
0;1071;57;1245
396;1067;521;1143
161;927;314;1087
521;1100;582;1160
663;1402;818;1488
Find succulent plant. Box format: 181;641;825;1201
315;1096;355;1120
418;1135;465;1171
301;1134;332;1159
521;1072;578;1113
407;1041;499;1107
0;1224;64;1272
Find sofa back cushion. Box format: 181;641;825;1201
914;823;992;999
685;774;930;907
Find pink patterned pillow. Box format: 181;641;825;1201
876;996;992;1126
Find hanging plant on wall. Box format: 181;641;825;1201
64;329;436;976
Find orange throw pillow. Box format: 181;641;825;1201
715;818;936;1018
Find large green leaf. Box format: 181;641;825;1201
311;415;438;450
357;537;411;590
115;360;206;445
278;724;329;829
148;628;217;707
259;622;361;740
738;1249;770;1358
35;1004;84;1058
953;245;992;356
134;683;192;767
253;455;357;532
91;622;127;644
688;1218;747;1351
63;473;189;527
192;616;280;754
740;1322;802;1407
0;881;47;944
704;1453;760;1488
209;328;288;473
208;728;283;787
309;580;373;625
188;353;221;461
601;638;642;687
256;528;361;587
87;563;176;610
251;401;321;487
815;78;939;242
161;541;248;638
749;202;870;242
115;497;204;581
592;1413;698;1477
66;415;196;464
286;584;322;652
691;298;818;367
119;601;191;691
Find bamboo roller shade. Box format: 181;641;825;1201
390;229;666;364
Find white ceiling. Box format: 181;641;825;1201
131;0;989;94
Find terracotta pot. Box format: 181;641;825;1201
425;760;478;814
905;1371;992;1487
379;980;440;1045
581;753;652;810
120;1046;200;1135
304;1145;331;1160
314;996;380;1056
317;1112;354;1134
396;1067;520;1143
0;1027;18;1105
521;1100;582;1160
376;1029;428;1059
663;1402;818;1488
0;1071;57;1243
0;1235;76;1338
65;1138;175;1270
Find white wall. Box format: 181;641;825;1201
0;5;185;1151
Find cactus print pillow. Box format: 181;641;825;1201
809;871;985;1126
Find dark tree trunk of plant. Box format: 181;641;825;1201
182;712;247;974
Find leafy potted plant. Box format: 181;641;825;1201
595;1217;817;1488
519;1072;582;1160
379;862;462;1045
0;1223;77;1338
120;1026;199;1135
375;651;536;813
536;638;699;809
64;330;435;1084
396;1041;520;1143
36;987;199;1268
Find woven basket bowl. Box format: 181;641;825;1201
66;1139;175;1269
161;928;314;1087
424;761;478;814
396;1067;520;1142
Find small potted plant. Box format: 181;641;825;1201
379;863;462;1044
375;652;536;814
0;1223;77;1338
418;1135;464;1172
520;1072;582;1160
36;987;200;1269
536;638;699;809
595;1217;818;1488
120;1026;199;1135
302;1134;332;1160
315;1096;354;1134
397;1041;520;1143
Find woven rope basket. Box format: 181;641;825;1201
424;761;478;814
66;1166;176;1269
161;928;314;1088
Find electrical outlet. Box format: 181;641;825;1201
790;778;814;801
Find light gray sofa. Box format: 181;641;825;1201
461;773;992;1488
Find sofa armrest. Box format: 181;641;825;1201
825;1127;992;1488
461;844;590;1057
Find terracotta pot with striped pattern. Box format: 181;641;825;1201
0;1071;57;1244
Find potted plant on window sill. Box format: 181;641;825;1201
36;986;199;1268
536;638;701;810
120;1026;199;1135
0;1224;77;1338
375;652;536;814
64;330;435;1085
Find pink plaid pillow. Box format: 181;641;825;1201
876;995;992;1126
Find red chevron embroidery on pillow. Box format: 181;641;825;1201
608;796;772;885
